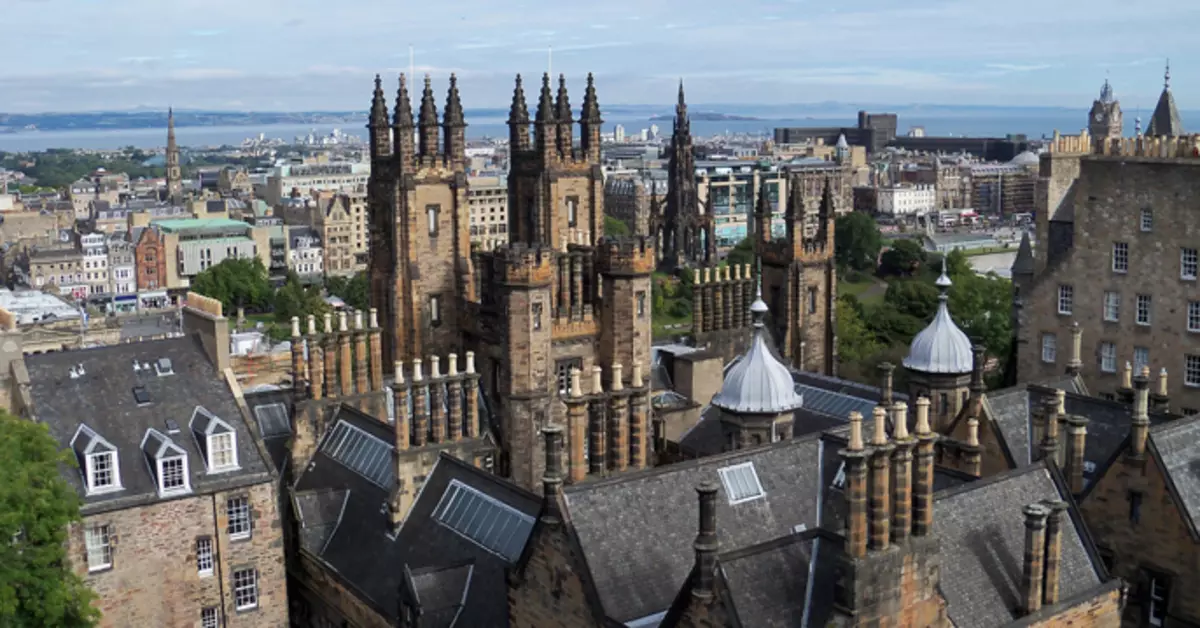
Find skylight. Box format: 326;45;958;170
155;358;174;377
253;403;291;438
432;479;534;562
718;461;766;504
322;420;394;489
132;386;151;405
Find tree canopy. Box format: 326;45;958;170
726;237;755;267
834;212;883;272
603;215;630;237
189;257;272;314
0;410;100;627
879;239;927;277
325;273;369;312
274;272;330;324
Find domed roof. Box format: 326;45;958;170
835;133;850;150
1009;150;1040;167
712;289;804;414
902;262;973;375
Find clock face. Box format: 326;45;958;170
1094;112;1104;122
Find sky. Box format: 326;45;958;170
2;0;1198;113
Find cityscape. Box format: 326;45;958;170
1;4;1200;627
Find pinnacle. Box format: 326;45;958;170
419;73;438;126
535;72;556;124
394;73;414;126
508;74;530;124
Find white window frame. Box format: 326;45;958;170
207;432;237;472
430;295;441;324
1112;242;1129;273
1057;284;1073;315
157;455;190;495
1136;295;1152;326
190;407;240;474
1182;248;1198;281
1140;208;1153;232
1103;292;1120;322
1148;573;1169;627
197;537;214;577
86;451;119;493
717;461;766;505
1134;347;1149;374
201;607;219;628
1188;302;1200;333
227;496;252;540
1041;333;1057;364
84;524;112;572
1186;355;1200;388
1100;342;1117;373
232;568;258;611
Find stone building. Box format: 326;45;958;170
29;247;87;300
312;189;368;276
134;225;168;291
360;72;654;491
604;172;665;239
165;108;183;205
467;174;509;252
660;83;711;271
12;294;288;627
1014;110;1200;413
1089;79;1123;147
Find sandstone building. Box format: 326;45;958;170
313;189;369;276
9;294;287;627
1014;79;1199;414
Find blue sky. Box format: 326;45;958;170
1;0;1196;112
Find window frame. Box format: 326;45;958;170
1136;294;1152;326
197;537;215;577
226;496;252;541
426;204;440;237
636;291;646;319
1146;570;1170;627
1182;247;1198;281
157;454;190;495
1112;242;1129;273
201;607;219;628
232;568;259;611
207;432;237;472
84;523;112;572
1057;284;1073;315
430;294;441;326
1188;301;1200;333
86;451;118;493
1134;347;1150;374
1140;208;1153;232
1100;342;1117;373
1103;291;1120;322
1186;355;1200;388
1041;333;1057;364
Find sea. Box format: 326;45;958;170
0;107;1170;152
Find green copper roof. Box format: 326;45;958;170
156;218;251;233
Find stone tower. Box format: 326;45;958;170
366;73;474;369
758;174;837;374
1087;79;1122;147
1147;60;1184;137
165;108;182;205
660;81;712;272
902;260;973;432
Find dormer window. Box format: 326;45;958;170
155;358;174;377
142;428;191;497
70;425;123;495
190;406;239;473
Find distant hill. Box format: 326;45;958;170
647;111;760;122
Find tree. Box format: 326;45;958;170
726;237;754;267
883;280;939;321
189;258;271;315
0;411;100;627
603;215;630;237
325;272;369;312
948;271;1013;366
835;295;882;367
879;239;926;277
834;212;883;272
274;272;329;324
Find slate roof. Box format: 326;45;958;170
292;410;538;626
1149;416;1200;538
406;563;474;628
562;433;842;623
716;532;838;627
1147;85;1183;137
933;463;1104;628
243;388;295;472
26;335;273;512
791;369;909;404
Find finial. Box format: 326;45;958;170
966;418;980;447
871;406;889;446
1165;58;1171;89
893;402;909;439
848;411;864;451
936;256;952;289
914;396;931;435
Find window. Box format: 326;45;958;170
555;358;582;396
159;456;187;493
1103;292;1120;322
1189;302;1200;332
1057;284;1073;315
432;479;535;562
84;524;112;571
566;196;578;227
532;302;543;331
1187;355;1200;388
1129;491;1143;524
1136;294;1152;325
1096;547;1115;573
636;291;646;319
1041;333;1057;363
197;537;214;576
426;204;440;237
201;607;219;628
209;433;236;470
1147;571;1170;627
87;452;116;491
807;287;818;314
718;462;766;504
232;568;258;610
1100;342;1117;373
1182;407;1198;416
1140;208;1153;232
227;497;251;540
191;407;239;473
1134;347;1150;374
1182;248;1198;280
1112;242;1128;273
430;295;441;325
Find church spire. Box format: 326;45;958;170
508;74;531;151
674;78;690;136
555;74;574;159
392;74;415;166
368;75;392;161
393;74;414;127
534;73;557;161
165;107;182;205
418;74;440;159
535;72;556;124
1147;59;1184;137
580;73;603;162
443;74;466;166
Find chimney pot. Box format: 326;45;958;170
733;264;741;280
892;402;909;439
1122;361;1133;388
291;316;301;337
369;307;379;328
848;411;864;450
631;362;643;387
966;418;980;447
871;406;889;446
569;368;584;398
543;425;564;480
394;361;405;383
743;263;751;279
465;351;476;374
307;314;317;335
323;312;333;334
692;481;720;597
915;396;931;435
412;358;424;382
611;363;624;391
430;355;441;378
724;265;731;281
592;366;603;395
338;311;348;332
1141;365;1151;379
1055;389;1066;417
1021;503;1051;615
703;268;711;283
448;353;458;376
353;310;363;330
1159;368;1169;396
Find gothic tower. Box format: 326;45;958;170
660;81;711;272
758;174;837;374
366;73;473;370
165;108;182;205
1147;60;1184;137
1087;79;1122;147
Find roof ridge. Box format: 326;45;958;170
934;459;1051;501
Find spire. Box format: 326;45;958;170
535;72;556;124
165;106;182;205
936;256;952;295
1099;78;1114;104
904;254;973;375
418;74;438;127
1011;231;1034;276
581;72;602;123
443;73;465;127
508;74;530;124
1147;59;1184;137
393;74;414;127
674;78;690;135
418;74;439;159
1165;58;1171;90
370;75;388;126
555;74;573;123
678;79;686;108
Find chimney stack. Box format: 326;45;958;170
323;312;338;398
692;482;720;599
411;358;428;447
464;352;480;439
1038;397;1059;463
1130;374;1150;458
447;354;463;442
353;310;369;394
912;397;937;537
964;418;982;477
843;411;869;558
1042;500;1068;607
1121;361;1133;390
1151;367;1170;414
1064;415;1088;495
290;316;306;398
1066;322;1083;376
307;314;324;401
393;361;410;451
541;426;565;522
969;344;986;397
565;368;589;483
629;361;649;469
879;362;895;406
588;366;606;475
608;364;630;472
890;401;914;545
1020;503;1051;616
429;356;446;443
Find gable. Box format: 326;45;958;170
509;505;607;628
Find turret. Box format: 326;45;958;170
392;74;416;167
534;73;557;163
443;73;467;167
368;75;392;161
555;74;574;160
508;75;531;151
417;74;439;162
580;73;603;163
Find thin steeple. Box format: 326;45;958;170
535;72;556;124
508;74;530;124
393;74;414;127
444;73;465;127
555;74;573;123
1147;59;1184;137
370;75;388;127
581;73;601;123
418;74;439;158
165;106;182;205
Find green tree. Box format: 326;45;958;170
726;237;755;267
325;272;369;311
603;215;630;237
0;411;100;627
274;272;329;324
948;271;1013;365
879;239;926;277
883;280;939;321
189;258;271;314
943;249;972;279
835;295;882;366
834;212;883;272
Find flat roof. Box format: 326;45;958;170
156;218;250;233
0;288;80;324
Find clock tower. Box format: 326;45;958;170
1088;79;1122;146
